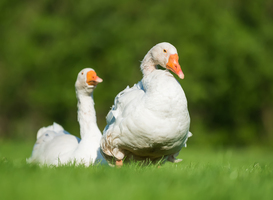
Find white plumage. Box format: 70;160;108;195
100;42;192;166
27;68;106;166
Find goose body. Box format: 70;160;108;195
27;68;106;166
101;42;192;165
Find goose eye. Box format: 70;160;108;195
163;49;167;53
81;72;84;75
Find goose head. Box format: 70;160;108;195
75;68;103;95
143;42;184;79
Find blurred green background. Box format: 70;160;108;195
0;0;273;147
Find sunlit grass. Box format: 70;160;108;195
0;140;272;200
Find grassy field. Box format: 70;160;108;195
0;140;272;200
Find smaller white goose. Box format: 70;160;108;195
27;68;106;166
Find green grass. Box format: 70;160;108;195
0;140;272;200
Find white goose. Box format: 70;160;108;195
100;42;192;166
27;68;106;166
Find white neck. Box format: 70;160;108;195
76;91;101;140
140;51;157;77
140;52;187;111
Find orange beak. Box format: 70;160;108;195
86;70;103;86
166;54;184;79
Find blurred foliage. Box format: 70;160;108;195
0;0;273;146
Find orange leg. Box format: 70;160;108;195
116;160;123;167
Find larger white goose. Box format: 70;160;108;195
27;68;106;166
100;42;192;166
